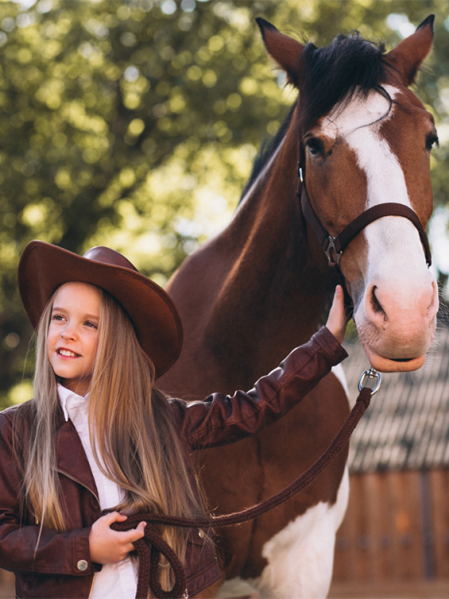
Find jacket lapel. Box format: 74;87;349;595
55;416;99;501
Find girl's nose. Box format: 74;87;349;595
61;326;76;340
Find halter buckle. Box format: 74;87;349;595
358;368;382;395
324;236;342;267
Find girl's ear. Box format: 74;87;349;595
384;15;434;86
256;18;305;87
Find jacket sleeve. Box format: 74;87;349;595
172;326;348;450
0;407;96;577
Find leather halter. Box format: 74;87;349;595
298;168;432;268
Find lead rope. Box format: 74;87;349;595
111;368;381;599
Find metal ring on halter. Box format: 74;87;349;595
358;368;382;395
324;236;342;266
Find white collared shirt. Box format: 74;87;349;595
58;384;138;598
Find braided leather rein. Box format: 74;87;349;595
112;377;379;599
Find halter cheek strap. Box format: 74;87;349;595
298;170;432;268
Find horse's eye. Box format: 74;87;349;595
306;138;324;156
426;133;439;151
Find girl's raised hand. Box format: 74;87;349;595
325;285;347;344
89;511;146;565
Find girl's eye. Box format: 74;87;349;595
85;321;98;329
51;314;64;321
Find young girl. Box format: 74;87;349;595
0;240;347;599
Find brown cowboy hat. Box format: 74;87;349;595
18;240;183;378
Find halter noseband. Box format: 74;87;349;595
298;166;432;269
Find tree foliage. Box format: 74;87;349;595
0;0;447;405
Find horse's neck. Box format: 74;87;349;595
164;127;330;393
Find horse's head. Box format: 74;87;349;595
258;17;438;373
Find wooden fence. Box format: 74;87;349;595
332;470;449;584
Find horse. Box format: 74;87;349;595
158;16;438;599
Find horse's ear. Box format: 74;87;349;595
385;15;434;86
256;18;304;87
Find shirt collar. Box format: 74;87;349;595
58;383;89;422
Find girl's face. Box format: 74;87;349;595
47;282;100;396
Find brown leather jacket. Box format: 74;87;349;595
0;327;346;598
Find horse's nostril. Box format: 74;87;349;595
371;286;385;316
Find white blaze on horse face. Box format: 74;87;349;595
320;86;437;369
321;85;410;211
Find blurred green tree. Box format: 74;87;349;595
0;0;447;406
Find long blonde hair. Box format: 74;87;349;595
19;284;208;588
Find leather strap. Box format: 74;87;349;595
112;386;373;599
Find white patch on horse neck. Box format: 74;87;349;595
233;468;350;599
331;363;350;404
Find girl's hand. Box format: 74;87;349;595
89;511;146;565
325;285;347;344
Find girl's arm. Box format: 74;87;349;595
174;287;349;449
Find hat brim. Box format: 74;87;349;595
18;241;183;379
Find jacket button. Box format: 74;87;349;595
198;529;205;538
77;560;88;572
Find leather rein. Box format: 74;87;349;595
113;374;381;599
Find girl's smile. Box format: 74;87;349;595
47;282;100;396
57;349;81;357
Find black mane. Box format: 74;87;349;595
298;32;388;132
240;32;388;202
